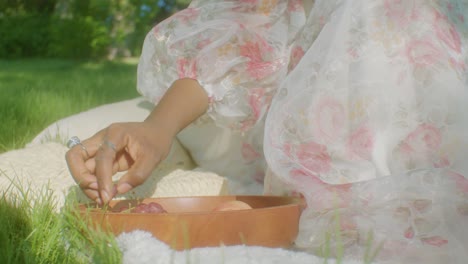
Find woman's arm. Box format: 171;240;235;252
145;78;209;137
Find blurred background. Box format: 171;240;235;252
0;0;191;59
0;0;190;152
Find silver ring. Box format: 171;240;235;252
67;136;81;149
67;136;90;158
101;140;117;152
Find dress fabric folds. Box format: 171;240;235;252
138;0;468;262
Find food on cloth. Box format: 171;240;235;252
213;200;253;211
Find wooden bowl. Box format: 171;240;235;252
78;195;301;250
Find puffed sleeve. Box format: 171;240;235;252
137;0;305;130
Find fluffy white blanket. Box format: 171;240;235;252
116;230;362;264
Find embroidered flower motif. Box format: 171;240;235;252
401;123;442;153
313;97;346;142
246;60;280;80
406;39;443;67
248;88;266;120
196;38;212;49
433;9;462;53
433;155;450;168
240;41;263;62
348;125;374;160
239;88;272;131
295;141;332;174
449;57;466;72
404;226;415;239
240;40;279;79
412;199;432;213
447;172;468;194
420;236;448;247
289;46;305;71
383;0;418;26
288;0;303;12
289;169;351;210
176;57;197;79
258;0;278;15
173;8;200;24
282;142;332;175
241;142;261;163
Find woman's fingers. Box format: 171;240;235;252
95;123;129;204
116;152;161;194
84;152;132;179
82;189;100;204
66;132;104;193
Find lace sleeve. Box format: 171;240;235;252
137;0;305;131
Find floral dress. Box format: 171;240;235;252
138;0;306;194
138;0;468;262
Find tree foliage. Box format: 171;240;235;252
0;0;190;59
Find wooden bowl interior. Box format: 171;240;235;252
78;196;301;250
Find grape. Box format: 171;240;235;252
131;203;149;213
147;202;167;213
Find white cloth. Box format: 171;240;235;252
29;97;153;146
117;230;364;264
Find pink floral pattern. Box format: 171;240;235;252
406;39;443;67
348;125;374;160
240;40;280;80
433;9;462;53
293;141;332;174
240;41;263;62
313;97;346;142
289;169;352;210
448;171;468;194
421;236;449;247
248;88;266;120
172;7;199;23
288;46;305;71
401;123;442;154
138;0;468;261
384;0;418;26
241;142;261;162
288;0;302;12
176;57;197;79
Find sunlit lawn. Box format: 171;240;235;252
0;58;139;152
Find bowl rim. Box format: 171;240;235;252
78;195;303;216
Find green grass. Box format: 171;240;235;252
0;58;139;152
0;174;122;264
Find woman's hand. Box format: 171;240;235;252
65;78;209;204
66;121;174;205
